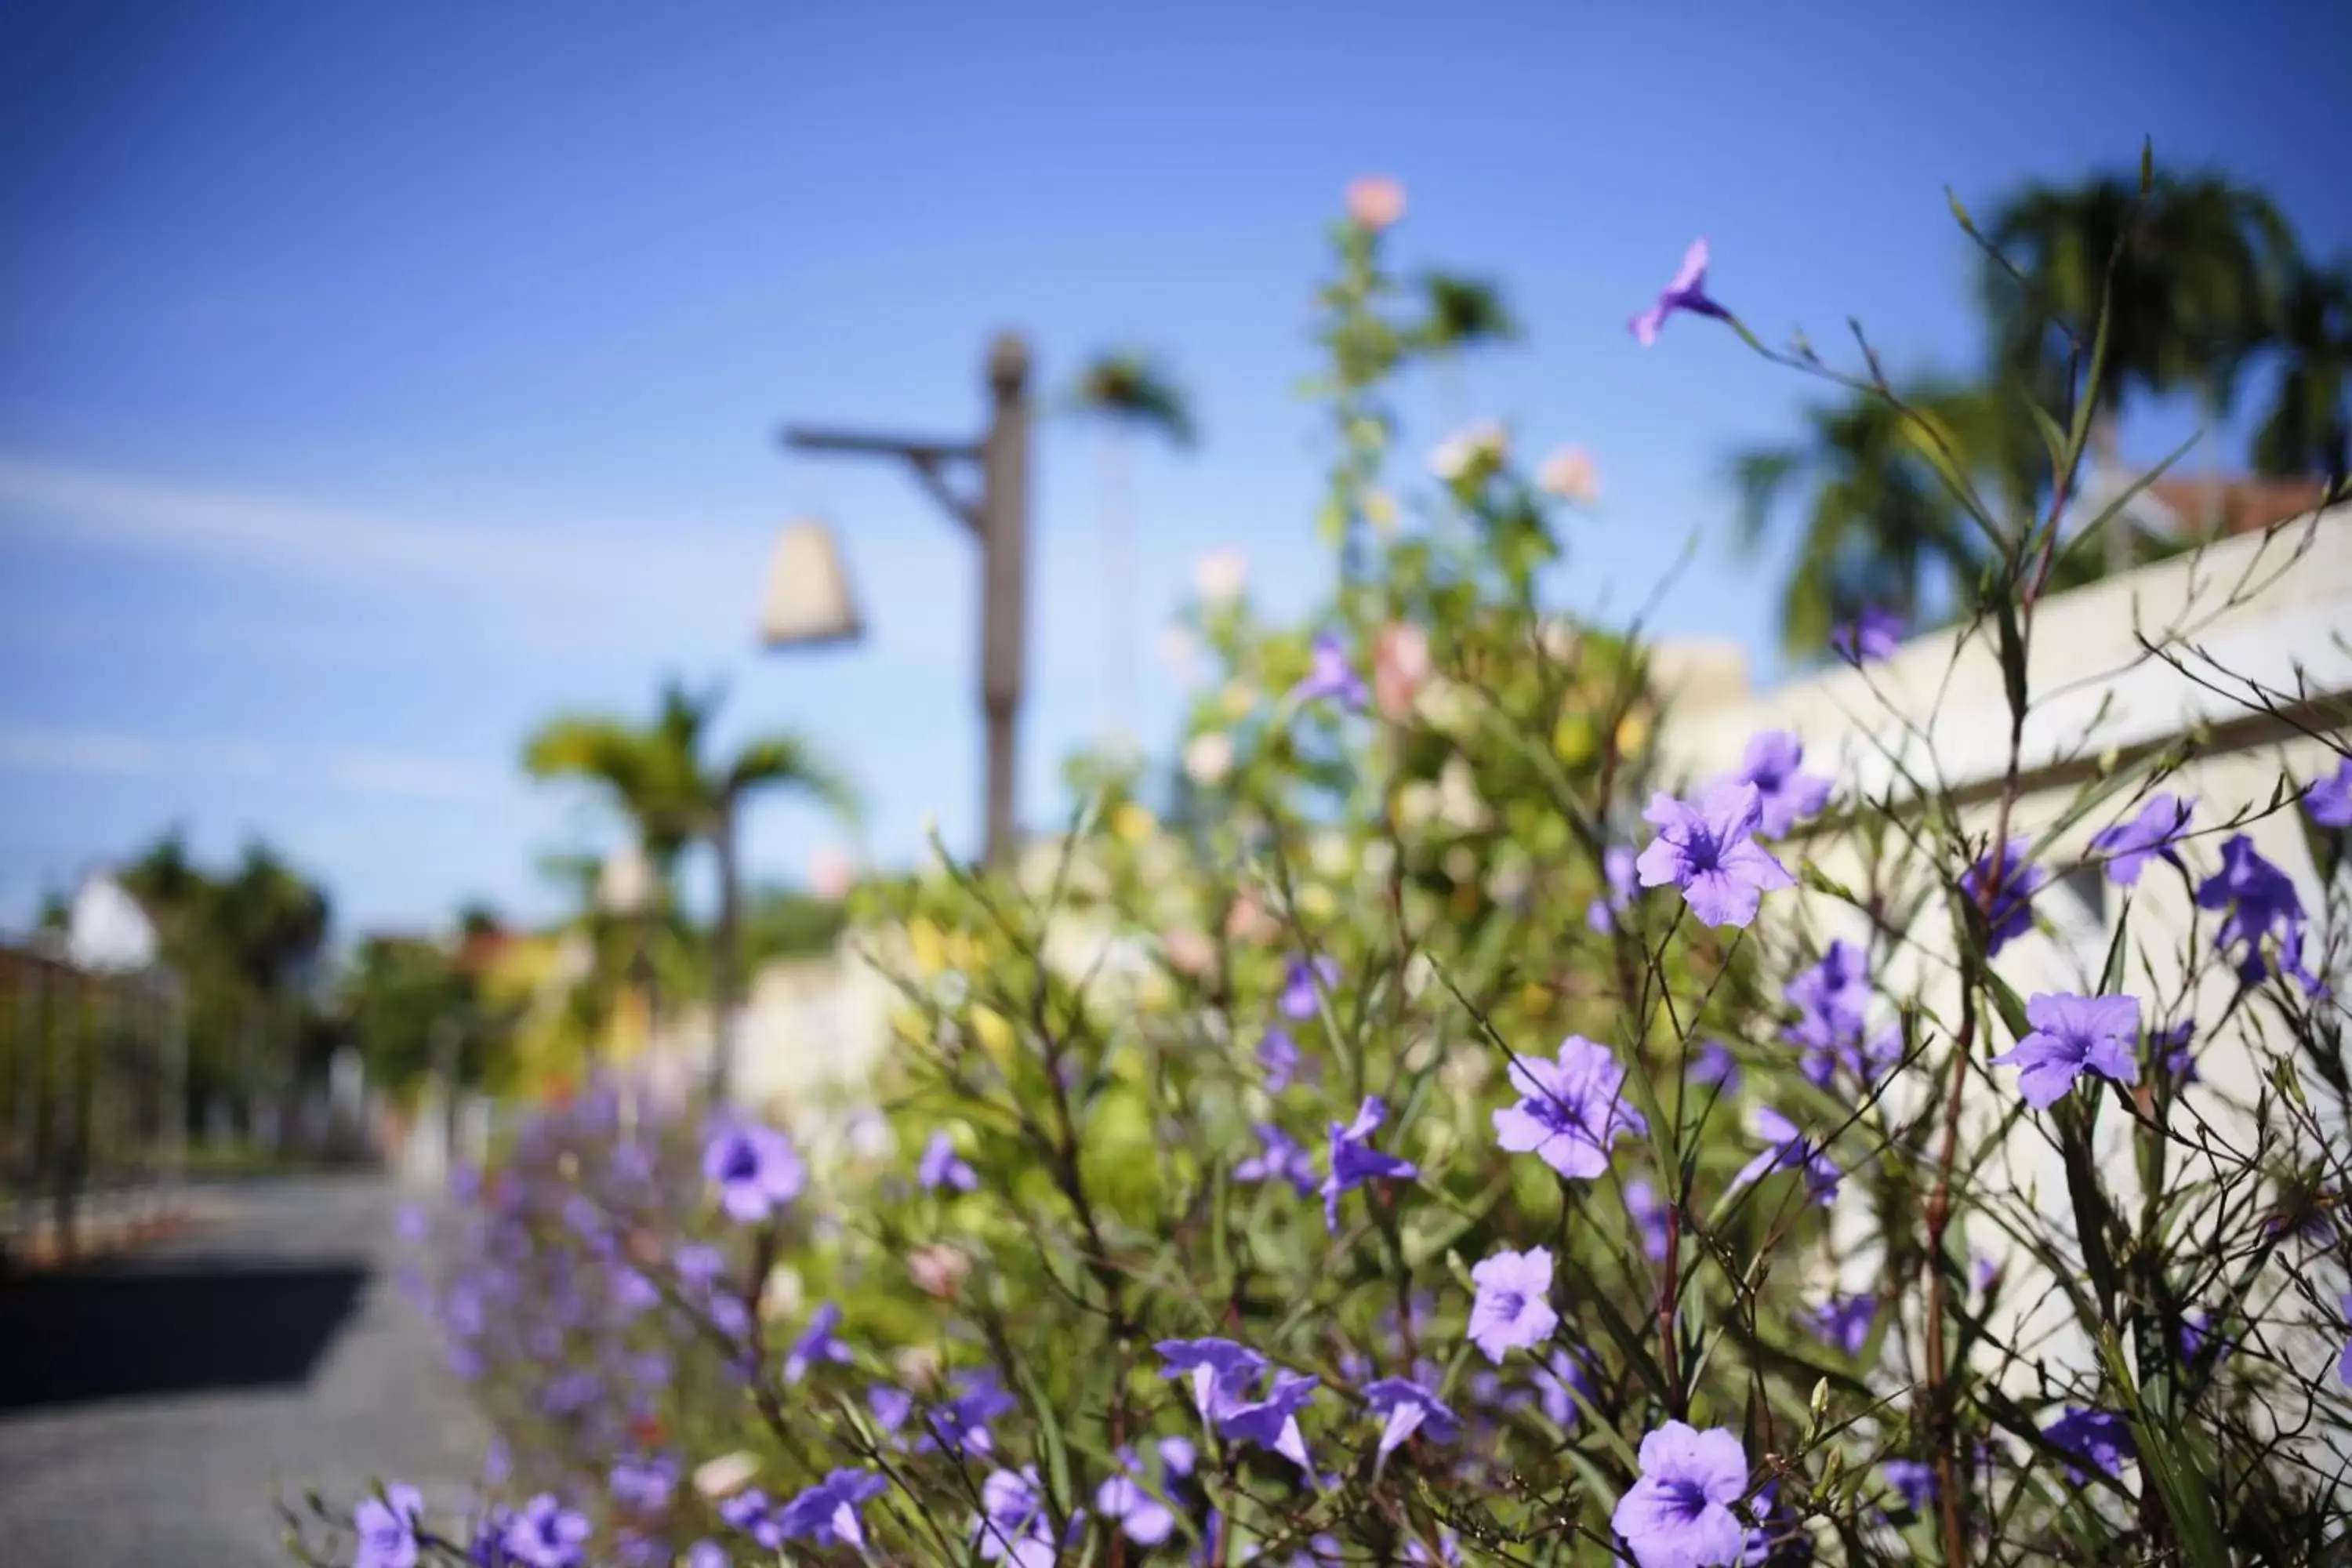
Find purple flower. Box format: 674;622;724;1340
2197;834;2325;994
702;1120;805;1223
543;1370;602;1417
1784;940;1871;1069
869;1383;913;1436
1492;1035;1647;1179
1961;839;2045;956
2305;757;2352;828
917;1130;978;1192
1611;1421;1748;1568
1363;1375;1460;1461
2152;1019;2197;1082
1587;844;1640;934
1257;1026;1302;1091
354;1483;426;1568
2337;1293;2352;1388
1291;633;1368;710
1095;1450;1177;1547
919;1370;1020;1457
1689;1040;1741;1091
777;1469;887;1550
782;1302;854;1384
2090;793;2194;884
501;1495;591;1568
1158;1435;1196;1477
1624;1178;1671;1261
1157;1338;1268;1423
1882;1458;1935;1514
1236;1123;1317;1196
1531;1347;1595;1426
1988;992;2140;1109
1280;955;1339;1021
673;1242;727;1288
719;1489;779;1549
1217;1368;1320;1473
395;1203;430;1243
611;1265;660;1319
1798;1294;1876;1359
1322;1096;1418;1232
1636;782;1795;929
2177;1310;2233;1368
1830;606;1902;665
1730;731;1834;839
1629;238;1729;346
1405;1528;1461;1566
1468;1246;1558;1363
1732;1107;1840;1206
685;1542;726;1568
608;1454;676;1514
1742;1481;1809;1567
973;1467;1056;1568
2043;1406;2135;1483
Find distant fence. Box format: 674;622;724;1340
0;941;187;1264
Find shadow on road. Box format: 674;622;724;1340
0;1258;368;1414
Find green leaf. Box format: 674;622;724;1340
2056;1102;2121;1318
1993;591;2030;729
1945;187;1977;236
1984;968;2033;1044
2097;899;2132;998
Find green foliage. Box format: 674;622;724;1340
369;173;2352;1568
1742;158;2348;653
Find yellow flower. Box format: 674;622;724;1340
1552;713;1596;765
1298;884;1338;922
1112;802;1156;844
971;1007;1014;1058
1220;681;1258;720
907;918;946;978
1615;710;1650;756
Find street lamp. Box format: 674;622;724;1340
768;332;1033;869
597;845;661;1057
759;519;863;648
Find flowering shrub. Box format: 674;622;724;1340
302;180;2352;1567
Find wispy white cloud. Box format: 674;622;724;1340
0;453;974;669
0;455;739;618
0;722;509;804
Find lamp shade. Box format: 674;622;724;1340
760;517;863;649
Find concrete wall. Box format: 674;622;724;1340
1653;506;2352;1423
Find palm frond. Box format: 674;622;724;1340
1415;272;1520;354
1068;349;1198;447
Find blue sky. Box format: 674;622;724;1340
3;2;2347;938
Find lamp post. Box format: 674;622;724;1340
597;844;660;1060
765;332;1033;869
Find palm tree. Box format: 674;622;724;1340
2249;260;2351;482
1413;271;1519;423
1069;350;1196;751
1731;383;2000;655
1984;169;2295;546
523;679;856;1101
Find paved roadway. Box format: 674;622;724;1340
0;1174;485;1566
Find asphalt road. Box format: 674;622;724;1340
0;1174;485;1567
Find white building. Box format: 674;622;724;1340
1654;499;2350;1436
